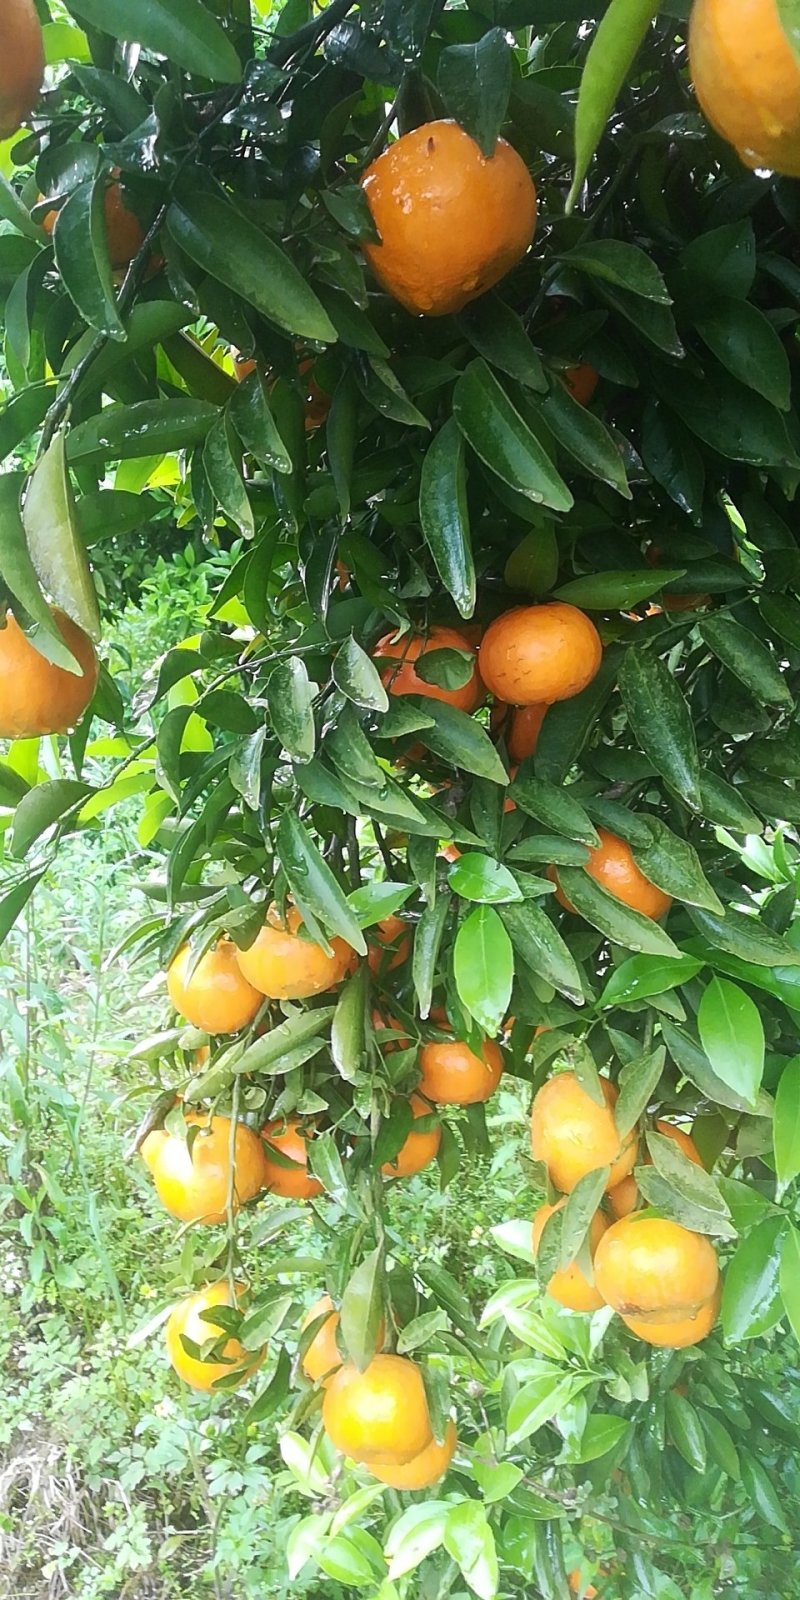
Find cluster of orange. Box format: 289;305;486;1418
531;1072;721;1348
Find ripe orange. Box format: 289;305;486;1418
370;1418;457;1488
0;608;97;739
418;1035;503;1106
551;828;672;922
531;1073;638;1194
569;1573;598;1600
367;913;412;976
361;119;537;317
165;1280;264;1391
300;1294;342;1386
381;1094;441;1178
167;940;262;1034
608;1121;704;1220
479;604;603;706
322;1353;433;1464
375;625;482;713
234;352;257;381
260;1115;323;1199
0;0;44;139
622;1284;721;1349
564;364;599;407
141;1113;268;1225
236;903;356;1000
594;1215;720;1324
532;1201;609;1312
491;701;548;761
689;0;800;177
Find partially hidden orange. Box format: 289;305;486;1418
418;1035;503;1106
381;1093;441;1178
689;0;800;177
0;0;44;139
260;1115;323;1199
552;828;672;922
236;904;356;1000
532;1201;609;1313
167;940;262;1034
141;1113;268;1225
531;1072;638;1194
0;608;97;739
165;1280;264;1391
370;1418;457;1488
375;625;482;713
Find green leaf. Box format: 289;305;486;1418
67;400;217;464
229;372;292;475
697;977;764;1109
340;1247;384;1372
52;176;125;341
458;295;547;391
333;636;389;713
23;431;101;641
443;1501;499;1600
11;780;90;859
780;1225;800;1350
167;194;336;343
662;1020;770;1116
356;358;430;429
645;1129;734;1238
218;1008;334;1078
68;0;241;81
535;647;621;785
437;27;512;156
331;965;368;1085
555;569;680;609
722;1217;787;1343
601;953;704;1008
576;1414;631;1465
203;414;254;539
697;771;763;835
454;904;514;1035
416;699;509;784
559;1166;608;1264
538;382;630;498
740;1452;790;1533
509;777;599;845
0;872;44;949
276;812;366;955
678;221;756;301
632;817;723;914
322;184;380;242
555;867;681;958
267;659;316;764
499;902;584;1005
507;1374;592;1447
453;360;573;512
0;384;57;467
0;474;79;669
778;1;800;65
688;905;800;968
773;1056;800;1195
618;647;702;812
665;1393;707;1473
563;240;672;303
641;401;705;520
615;1046;666;1137
567;4;662;211
696;298;791;411
699;615;792;707
447;853;523;905
419;418;475;620
698;1410;740;1480
413;894;451;1018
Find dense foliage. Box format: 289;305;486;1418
5;1;800;1596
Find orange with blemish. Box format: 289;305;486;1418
479;604;602;706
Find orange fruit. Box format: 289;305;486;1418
234;352;257;381
361;119;537;317
0;0;44;139
45;180;145;269
0;608;97;739
236;903;356;1000
167;940;262;1034
300;1294;342;1386
381;1093;441;1178
322;1353;433;1464
141;1112;268;1225
532;1201;609;1313
367;913;412;976
372;1008;413;1052
531;1073;638;1194
491;701;548;761
569;1573;598;1599
298;357;330;431
594;1215;720;1324
662;591;711;612
165;1280;264;1391
260;1115;323;1199
370;1418;457;1488
551;828;672;921
622;1284;721;1349
564;364;599;407
440;842;462;863
608;1121;705;1219
689;0;800;176
479;604;602;706
375;624;482;713
418;1035;503;1106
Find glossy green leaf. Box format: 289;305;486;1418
416;699;508;783
204;413;254;538
780;1225;800;1350
773;1056;800;1194
333;636;389;712
52;176;125;340
619;647;702;812
509;778;599;845
700;614;792;707
229;372;293;475
499;902;584;1004
632;817;723;914
568;5;662;210
67;401;217;463
419;418;475;620
437;27;512;155
0;872;45;949
454;904;513;1035
740;1452;790;1532
453;360;573;511
267;658;316;764
539;381;630;497
167;194;336;343
69;0;241;81
340;1247;384;1372
276;812;367;955
697;977;764;1109
11;779;91;859
722;1217;786;1343
697;771;763;835
646;1129;734;1236
555;866;680;958
23;430;101;640
555;568;681;609
535;647;621;785
448;853;523;905
665;1393;707;1473
458;295;547;391
696;297;791;411
443;1500;499;1600
413;893;451;1018
0;474;80;669
688;905;800;968
615;1046;666;1137
601;953;704;1008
